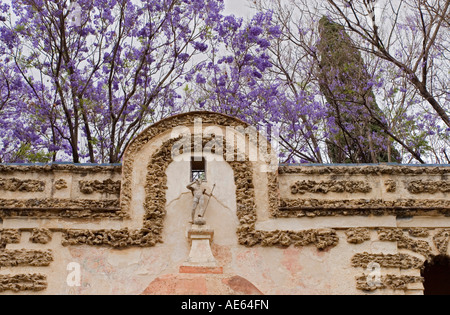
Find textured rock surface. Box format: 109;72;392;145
433;229;450;255
407;180;450;194
0;249;53;267
0;274;47;292
29;229;52;244
0;178;45;192
79;179;121;195
61;228;160;248
346;228;371;244
0;229;21;249
351;253;423;269
53;179;67;190
290;180;372;195
356;274;423;291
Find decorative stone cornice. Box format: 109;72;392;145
61;228;160;248
290;180;372;195
377;228;433;259
279;164;450;175
0;199;124;219
0;164;121;174
276;198;450;218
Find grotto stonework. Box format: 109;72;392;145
0;111;448;295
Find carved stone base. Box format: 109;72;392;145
193;217;206;226
180;225;222;274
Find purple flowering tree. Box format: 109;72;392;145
0;0;225;163
184;12;279;119
184;11;329;163
250;0;449;164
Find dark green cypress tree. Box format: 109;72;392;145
317;16;400;164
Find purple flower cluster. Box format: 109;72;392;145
0;0;228;163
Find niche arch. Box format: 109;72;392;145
120;111;279;246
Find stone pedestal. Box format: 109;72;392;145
179;225;223;274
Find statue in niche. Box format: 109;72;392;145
186;179;215;225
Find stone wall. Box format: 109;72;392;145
0;112;449;295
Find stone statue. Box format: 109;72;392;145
186;179;214;225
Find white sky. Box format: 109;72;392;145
223;0;256;18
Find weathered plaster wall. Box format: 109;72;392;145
0;112;449;295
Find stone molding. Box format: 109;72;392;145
0;198;123;219
61;228;159;248
53;179;68;190
345;228;371;244
290;180;372;195
0;178;45;192
384;180;397;193
29;229;52;244
407;180;450;194
79;179;121;195
279;165;450;175
351;253;423;269
0;164;121;174
0;249;53;267
0;274;47;292
276;198;450;218
433;229;450;255
0;229;21;249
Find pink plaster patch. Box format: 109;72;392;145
141;273;264;295
222;276;263;295
282;247;303;275
142;274;208;295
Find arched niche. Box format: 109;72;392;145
120;111;279;245
163;151;238;263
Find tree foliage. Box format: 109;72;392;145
317;16;401;163
249;0;449;164
0;0;448;164
0;0;225;163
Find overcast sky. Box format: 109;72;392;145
223;0;256;18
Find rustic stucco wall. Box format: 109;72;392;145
0;112;449;295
